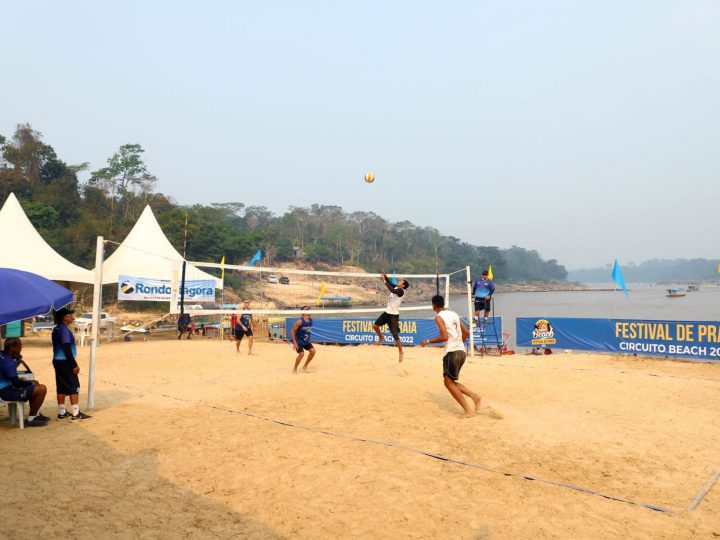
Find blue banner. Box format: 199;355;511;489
516;317;720;361
283;317;502;347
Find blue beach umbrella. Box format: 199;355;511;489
0;268;74;325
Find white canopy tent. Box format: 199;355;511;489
98;205;221;287
0;193;94;284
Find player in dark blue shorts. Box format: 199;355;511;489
0;338;49;427
234;300;254;354
290;307;315;373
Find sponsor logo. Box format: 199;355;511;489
120;281;135;295
531;319;556;345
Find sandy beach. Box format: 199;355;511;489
2;338;719;539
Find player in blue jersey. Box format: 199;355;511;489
52;307;91;421
471;270;495;322
290;307;315;373
234;300;254;354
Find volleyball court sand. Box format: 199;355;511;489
2;340;719;539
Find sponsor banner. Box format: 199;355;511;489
516;317;720;362
282;317;502;347
284;317;435;346
119;275;215;302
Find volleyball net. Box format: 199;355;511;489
176;261;466;318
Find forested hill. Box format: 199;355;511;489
568;259;720;283
0;123;567;283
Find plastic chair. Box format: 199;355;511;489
0;398;25;429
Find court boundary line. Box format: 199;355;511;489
685;467;720;512
97;377;676;515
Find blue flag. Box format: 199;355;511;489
611;259;629;299
248;249;263;267
389;270;398;285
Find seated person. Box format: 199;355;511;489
0;338;49;427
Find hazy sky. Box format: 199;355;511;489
2;1;718;270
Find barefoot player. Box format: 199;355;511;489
373;271;409;362
234;300;254;354
421;295;481;418
290;307;315;373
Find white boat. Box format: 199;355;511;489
666;287;686;298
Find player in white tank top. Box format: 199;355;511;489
437;309;465;354
421;295;481;418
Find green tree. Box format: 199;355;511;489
89;144;158;232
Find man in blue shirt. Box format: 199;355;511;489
472;270;496;322
290;307;315;373
52;307;91;420
0;338;49;427
234;300;254;354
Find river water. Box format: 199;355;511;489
409;284;720;349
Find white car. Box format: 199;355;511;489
267;274;279;284
75;312;117;328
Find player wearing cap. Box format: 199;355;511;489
472;270;495;322
52;307;91;421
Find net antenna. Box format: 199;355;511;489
434;243;440;296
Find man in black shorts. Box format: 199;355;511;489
472;270;495;322
373;271;410;363
421;295;480;418
234;300;254;354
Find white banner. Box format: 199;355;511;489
119;275;215;302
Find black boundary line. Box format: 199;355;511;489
685;468;720;512
98;378;675;515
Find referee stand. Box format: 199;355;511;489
469;296;504;357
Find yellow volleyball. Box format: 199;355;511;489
364;172;375;183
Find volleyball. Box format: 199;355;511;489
364;172;375;183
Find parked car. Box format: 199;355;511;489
74;312;117;328
279;276;290;285
267;274;279;284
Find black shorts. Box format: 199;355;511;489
374;312;400;335
53;360;80;395
474;297;491;312
295;340;314;353
178;324;190;332
234;328;253;340
442;350;466;381
0;384;34;402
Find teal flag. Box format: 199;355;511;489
248;249;263;267
611;259;629;299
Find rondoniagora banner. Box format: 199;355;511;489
119;275;215;302
516;317;720;362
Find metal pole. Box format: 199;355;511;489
466;266;474;358
87;236;104;409
444;274;450;309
